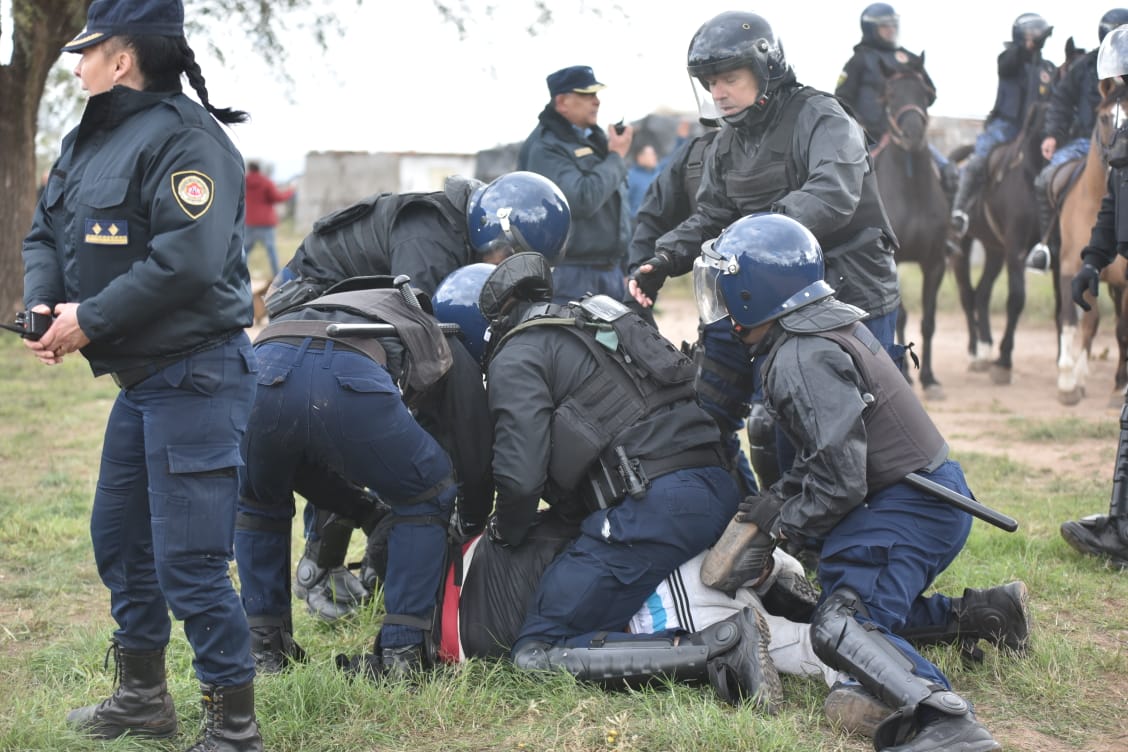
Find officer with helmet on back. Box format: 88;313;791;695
1062;23;1128;568
1027;8;1128;271
469;252;782;710
236;173;570;674
951;12;1056;238
695;213;1030;751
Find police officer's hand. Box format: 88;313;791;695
628;252;673;308
1072;262;1102;311
608;122;633;158
1041;136;1057;161
486;515;514;549
449;504;484;544
730;495;781;588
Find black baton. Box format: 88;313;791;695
904;472;1019;532
326;322;461;337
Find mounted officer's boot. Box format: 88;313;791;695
812;589;1000;751
184;682;263;752
513;607;783;712
293;510;370;621
67;641;178;739
898;582;1030;662
949;155;986;240
1061;401;1128;568
941;160;960;208
247;614;307;674
1026;169;1055;272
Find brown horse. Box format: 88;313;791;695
872;55;949;399
950;101;1048;384
1055;78;1128;406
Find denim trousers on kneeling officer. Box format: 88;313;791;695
697;214;1030;751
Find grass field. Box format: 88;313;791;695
1;236;1126;751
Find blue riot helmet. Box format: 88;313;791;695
1013;13;1052;49
694;214;833;331
686;12;789;124
466;171;571;263
432;263;494;364
1100;9;1128;42
861;3;900;49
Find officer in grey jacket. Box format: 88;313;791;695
630;11;901;358
696;214;1028;752
518;65;634;304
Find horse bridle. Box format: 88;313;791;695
883;71;934;152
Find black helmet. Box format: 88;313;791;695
1100;8;1128;42
860;3;900;49
1013;13;1052;48
686;12;789;124
478;252;554;323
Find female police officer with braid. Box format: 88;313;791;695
21;1;263;749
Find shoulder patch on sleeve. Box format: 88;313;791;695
836;72;848;89
171;170;214;219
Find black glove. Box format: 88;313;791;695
629;251;673;300
485;515;512;549
1071;261;1101;311
448;503;484;545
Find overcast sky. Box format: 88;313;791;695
6;0;1123;180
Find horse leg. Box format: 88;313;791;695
1056;253;1085;404
918;257;946;400
950;240;978;358
1117;283;1128;405
990;246;1028;384
971;244;1004;372
896;299;912;384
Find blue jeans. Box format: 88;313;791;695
973;118;1020;159
237;340;454;648
515;465;739;648
245;225;281;276
816;460;974;689
91;334;257;685
1049;136;1090;167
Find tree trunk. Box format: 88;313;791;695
0;0;89;316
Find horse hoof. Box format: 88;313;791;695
989;365;1012;385
1057;387;1084;406
968;360;991;373
922;384;946;401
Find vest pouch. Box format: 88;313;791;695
549;373;644;491
610;314;696;386
723;156;790;210
264;279;325;318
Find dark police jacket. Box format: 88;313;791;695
989;43;1055;126
656;85;900;319
518;105;631;268
835;43;935;142
756;298;948;541
23;86;251;376
486;300;721;546
276;176;480;305
1044;49;1101;145
1083;167;1128;268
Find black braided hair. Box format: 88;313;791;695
120;34;249;125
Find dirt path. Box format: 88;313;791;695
653;296;1123;481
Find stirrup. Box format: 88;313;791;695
949;211;969;239
1025;244;1051;273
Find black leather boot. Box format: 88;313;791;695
898;581;1029;661
66;641;177;739
184;682;263;752
248;614;307;674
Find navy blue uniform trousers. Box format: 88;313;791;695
515;465;739;649
91;334;257;686
236;340;454;648
817;460;974;689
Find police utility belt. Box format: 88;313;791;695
110;330;242;390
582;443;727;511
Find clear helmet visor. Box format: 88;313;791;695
693;240;733;325
689;74;724;123
1098;26;1128;79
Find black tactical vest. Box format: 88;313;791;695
764;319;947;491
492;296;698;491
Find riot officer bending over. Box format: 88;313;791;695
1062;25;1128;568
476;253;780;710
696;214;1029;751
260;172;567;624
